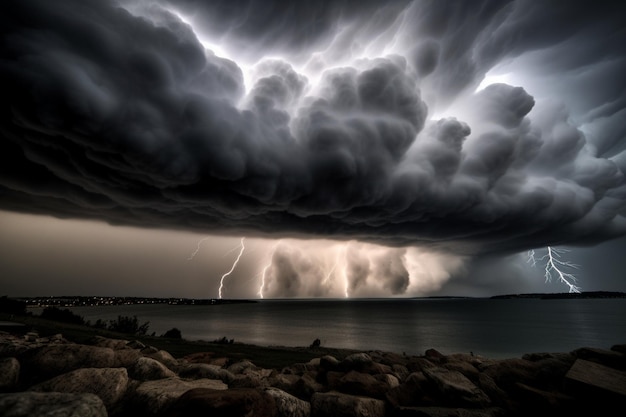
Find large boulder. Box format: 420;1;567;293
130;357;178;381
19;344;115;382
0;392;107;417
311;391;386;417
29;367;129;409
329;370;390;399
0;358;20;391
423;367;491;407
164;387;277;417
179;363;235;383
142;348;179;371
265;387;311;417
131;377;228;416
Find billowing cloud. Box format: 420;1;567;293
1;0;625;273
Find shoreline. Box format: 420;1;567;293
1;314;625;416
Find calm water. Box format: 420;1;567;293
63;298;626;358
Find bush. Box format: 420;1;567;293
40;307;85;325
162;328;182;339
107;315;150;335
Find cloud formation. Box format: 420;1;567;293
1;0;625;263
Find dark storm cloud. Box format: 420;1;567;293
1;0;626;257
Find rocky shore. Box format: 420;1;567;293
1;330;625;416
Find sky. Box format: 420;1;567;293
1;0;626;299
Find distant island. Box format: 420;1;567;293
490;291;626;300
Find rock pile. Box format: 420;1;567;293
0;331;624;416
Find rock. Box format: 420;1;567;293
340;353;373;371
179;363;226;380
311;391;386;417
564;359;626;401
265;387;311;417
130;357;178;381
611;344;626;355
330;370;389;399
292;372;325;400
392;406;506;417
386;371;437;407
423;367;491;407
406;357;437;373
0;358;20;391
30;367;129;409
514;382;575;412
132;377;228;416
227;359;257;374
143;349;179;370
319;355;340;371
572;347;626;370
269;373;300;393
112;347;143;368
19;344;115;381
90;336;129;350
164;387;277;417
425;349;445;360
479;358;539;391
0;391;107;417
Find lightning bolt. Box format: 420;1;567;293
187;236;211;260
258;245;276;299
218;237;246;299
528;247;581;293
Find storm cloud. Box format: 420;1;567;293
1;0;625;265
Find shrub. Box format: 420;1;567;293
40;306;85;325
162;328;182;339
107;315;150;335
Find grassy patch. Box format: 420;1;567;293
1;313;359;369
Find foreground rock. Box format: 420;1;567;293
1;330;625;416
0;392;107;417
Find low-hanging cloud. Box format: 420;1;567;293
1;0;625;263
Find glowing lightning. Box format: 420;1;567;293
527;247;581;293
258;245;277;299
218;237;246;299
187;237;211;260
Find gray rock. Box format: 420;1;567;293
179;363;228;381
143;349;179;370
90;336;129;350
565;358;626;399
131;357;177;381
393;406;506;417
265;387;311;417
112;347;143;368
21;344;115;380
311;391;386;417
423;367;491;407
132;377;228;416
0;392;107;417
164;387;276;417
227;359;257;374
0;358;20;391
30;367;129;409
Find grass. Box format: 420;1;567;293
1;313;360;369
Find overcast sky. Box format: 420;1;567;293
1;0;625;299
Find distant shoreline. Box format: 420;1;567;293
15;291;626;309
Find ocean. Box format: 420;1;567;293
64;298;626;359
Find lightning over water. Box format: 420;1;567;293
218;237;246;299
528;247;581;293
